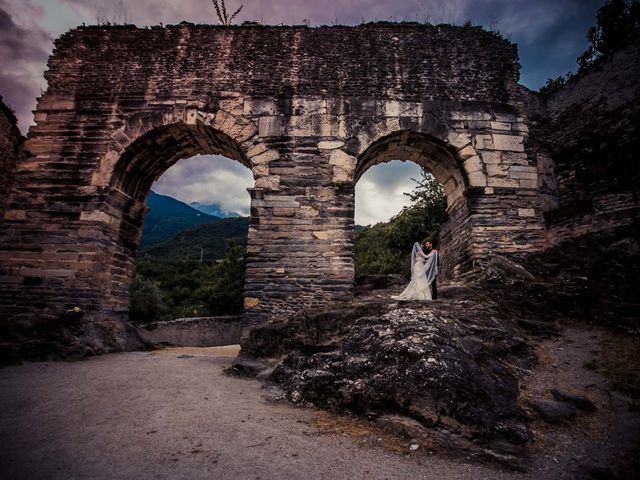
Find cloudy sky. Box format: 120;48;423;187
1;0;605;224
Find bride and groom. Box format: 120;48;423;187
392;240;439;301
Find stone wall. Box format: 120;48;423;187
528;43;640;242
0;96;22;218
0;24;547;356
137;316;242;347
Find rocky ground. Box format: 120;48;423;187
231;245;640;477
0;346;541;480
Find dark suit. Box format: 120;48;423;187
426;247;438;300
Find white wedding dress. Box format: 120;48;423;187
392;242;438;301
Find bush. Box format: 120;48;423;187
129;275;168;325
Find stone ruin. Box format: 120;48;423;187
0;24;638;358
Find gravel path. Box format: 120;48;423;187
0;346;522;480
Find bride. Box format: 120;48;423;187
392;242;438;301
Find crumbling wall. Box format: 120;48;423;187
532;44;640;241
0;96;22;218
0;24;546;359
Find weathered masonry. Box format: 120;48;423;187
0;24;551;353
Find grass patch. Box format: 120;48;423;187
596;334;640;399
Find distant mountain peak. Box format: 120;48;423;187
189;201;239;218
141;191;221;248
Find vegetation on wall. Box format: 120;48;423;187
355;170;447;277
211;0;243;25
539;0;640;95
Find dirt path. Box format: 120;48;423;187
1;328;637;480
0;346;521;480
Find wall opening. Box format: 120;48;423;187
102;122;255;323
130;154;253;326
354;131;470;283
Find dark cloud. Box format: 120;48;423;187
152;155;253;215
0;0;52;131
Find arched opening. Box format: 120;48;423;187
354;131;471;286
354;161;446;279
101;121;255;325
130;154;252;327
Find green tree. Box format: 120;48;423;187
578;0;640;69
129;275;168;325
197;242;246;315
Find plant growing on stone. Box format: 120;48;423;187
578;0;640;69
211;0;243;26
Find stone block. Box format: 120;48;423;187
493;113;517;123
253;163;269;177
318;140;344;150
510;170;538;180
474;134;493;150
292;98;327;116
255;175;280;190
492;134;525;152
447;132;472;149
519;179;539;189
251;149;280;164
313;230;343;241
244;98;278;116
458;144;477;160
486;163;508;177
258;116;284;137
449;111;492;121
491;121;511;131
383;100;422;117
487;177;519;188
330;149;356;183
244;297;260;309
247;143;268;158
517;208;536;217
480;151;501;164
272;208;297;217
4;210;27;220
80;211;116;225
468;171;487;187
288;115;339;137
299;206;319;218
463;156;483;174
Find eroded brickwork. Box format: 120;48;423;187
528;44;640;242
0;24;546;354
0;97;22;218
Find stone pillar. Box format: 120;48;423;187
243;155;354;324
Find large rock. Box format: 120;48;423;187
243;301;535;467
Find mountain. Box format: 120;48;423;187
141;191;220;248
141;217;249;261
190;202;240;218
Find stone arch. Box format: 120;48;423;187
90;113;263;323
355;130;468;208
353;129;474;279
0;24;550;358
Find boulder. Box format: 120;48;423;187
551;388;597;412
529;398;577;423
257;304;535;467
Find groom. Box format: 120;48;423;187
422;240;439;300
